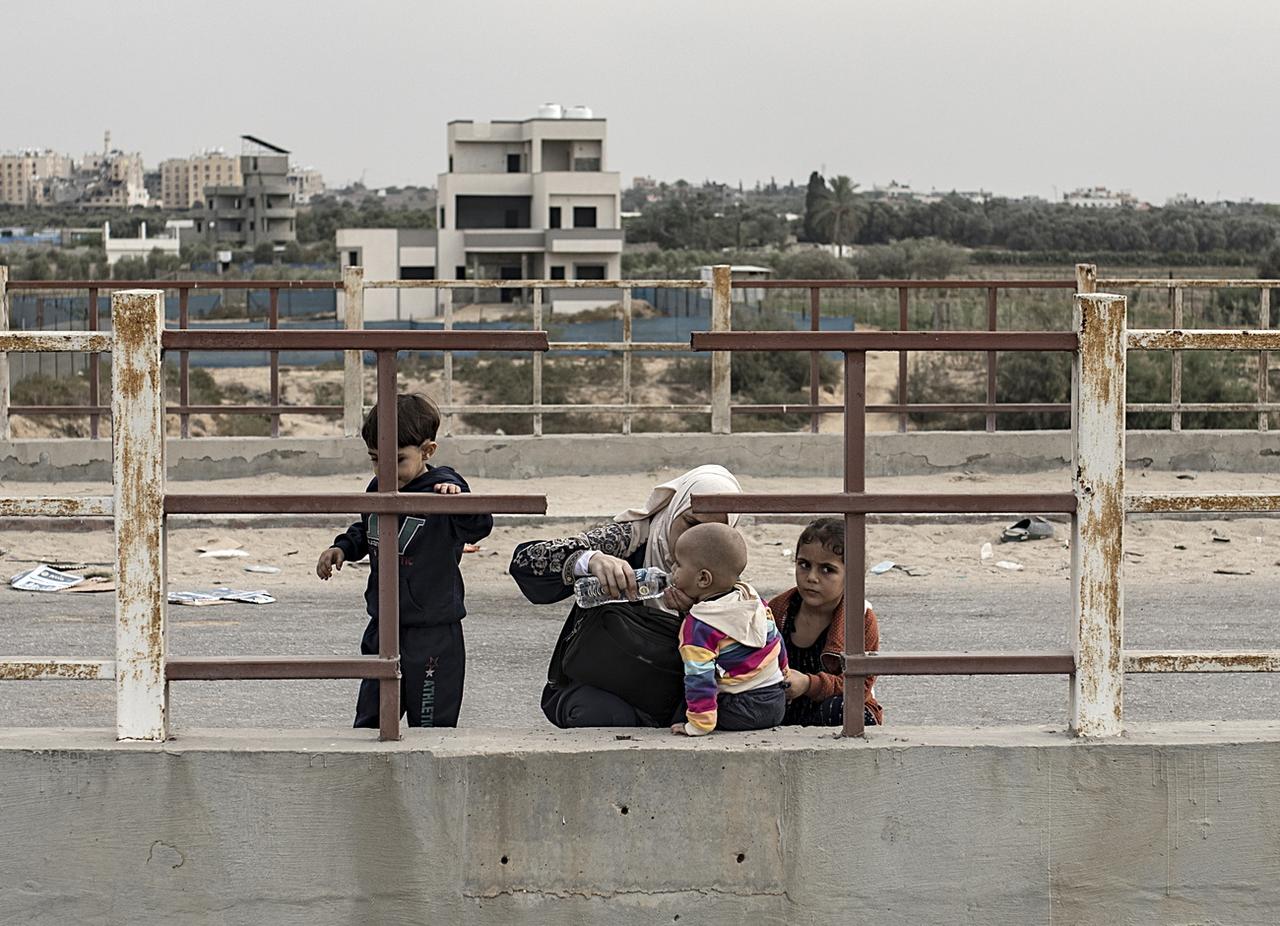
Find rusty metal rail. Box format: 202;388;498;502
4;265;1278;438
689;320;1102;737
0;274;342;440
1092;269;1278;432
0;289;548;742
691;268;1280;739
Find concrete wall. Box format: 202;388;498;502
3;724;1279;925
4;430;1280;482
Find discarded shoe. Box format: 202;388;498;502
1001;517;1055;543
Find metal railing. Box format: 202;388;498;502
343;266;732;436
0;271;342;440
690;265;1280;737
2;265;1277;438
0;288;548;742
1089;265;1278;432
4;272;1280;740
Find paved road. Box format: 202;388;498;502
3;577;1277;732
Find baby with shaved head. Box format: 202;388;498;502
669;523;789;736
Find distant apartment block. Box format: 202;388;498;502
0;149;73;206
1063;186;1139;209
287;166;325;205
78;135;149;207
160;150;243;209
339;106;623;319
195;136;297;250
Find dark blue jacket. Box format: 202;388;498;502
332;466;492;627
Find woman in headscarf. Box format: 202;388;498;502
509;465;743;728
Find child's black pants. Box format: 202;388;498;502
354;619;465;728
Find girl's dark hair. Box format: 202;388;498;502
362;393;441;450
797;517;844;560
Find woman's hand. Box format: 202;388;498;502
661;585;696;613
587;554;638;600
784;667;810;701
433;483;461;495
316;546;345;580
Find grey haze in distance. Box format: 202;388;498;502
9;0;1279;203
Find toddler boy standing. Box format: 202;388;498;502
316;393;492;728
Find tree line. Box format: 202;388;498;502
625;171;1280;270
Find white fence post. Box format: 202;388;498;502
1070;291;1126;736
112;289;168;741
710;264;732;434
342;265;365;437
0;265;9;441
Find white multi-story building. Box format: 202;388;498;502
339;107;624;319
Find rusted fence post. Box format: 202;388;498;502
342;265;365;437
1259;287;1270;432
1171;286;1184;432
0;265;9;441
710;264;732;434
621;287;633;435
532;287;543;437
1075;263;1097;295
112;289;168;741
1070;291;1126;737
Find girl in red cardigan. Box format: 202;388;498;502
767;518;884;726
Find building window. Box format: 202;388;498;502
549;266;565;280
439;207;445;228
448;156;453;172
504;209;519;229
347;250;359;266
575;264;606;280
573;206;597;228
549;206;561;229
456;265;467;280
400;266;435;280
507;153;521;173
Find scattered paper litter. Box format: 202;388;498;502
995;560;1024;571
9;564;85;592
199;549;251;560
169;588;275;606
870;560;895;575
980;542;994;562
243;564;281;574
782;547;793;558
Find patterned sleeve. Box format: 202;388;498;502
509;520;646;604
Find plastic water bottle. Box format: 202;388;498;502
573;567;670;609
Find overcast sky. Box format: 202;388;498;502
7;1;1278;203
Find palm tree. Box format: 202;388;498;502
812;175;860;257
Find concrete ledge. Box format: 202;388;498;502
3;723;1279;924
4;430;1280;482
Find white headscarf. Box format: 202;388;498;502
614;464;743;573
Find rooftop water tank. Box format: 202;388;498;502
537;103;563;119
565;105;593;119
